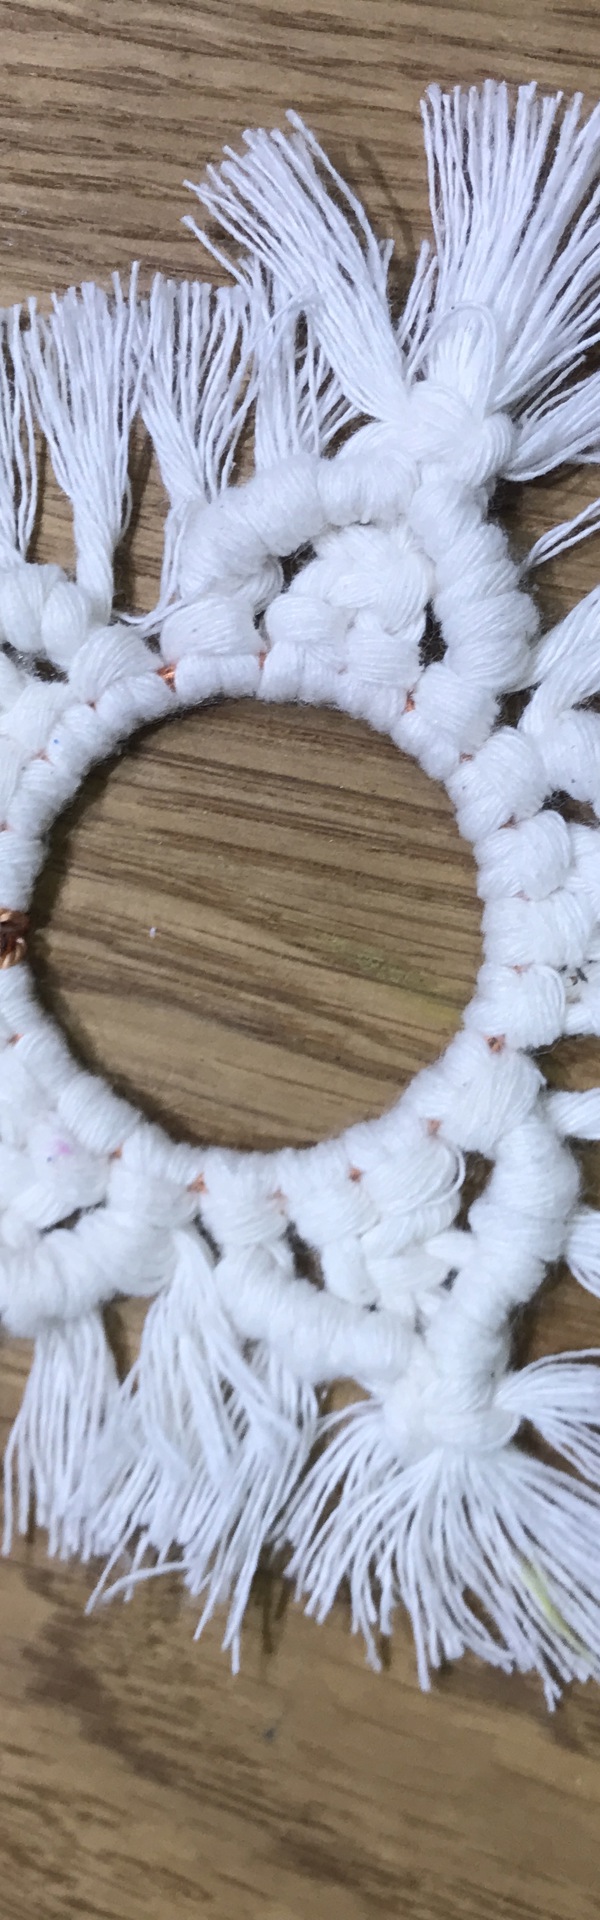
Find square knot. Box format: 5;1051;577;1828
405;382;515;490
383;1364;520;1458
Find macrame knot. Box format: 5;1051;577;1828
317;425;417;528
0;561;62;657
8;82;600;1705
405;383;516;490
199;1158;289;1253
383;1359;520;1457
0;561;96;670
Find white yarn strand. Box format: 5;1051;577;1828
185;112;407;425
0;304;52;674
249;263;358;470
3;1309;120;1559
283;1398;600;1704
0;304;37;566
420;86;600;410
82;1231;318;1667
139;275;257;610
26;268;143;617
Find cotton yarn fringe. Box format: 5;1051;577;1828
5;85;600;1705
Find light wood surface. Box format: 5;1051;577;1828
4;5;600;1917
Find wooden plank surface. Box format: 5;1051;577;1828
3;3;600;1916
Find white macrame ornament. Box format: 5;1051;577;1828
4;82;600;1704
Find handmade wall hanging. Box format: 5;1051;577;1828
3;82;600;1706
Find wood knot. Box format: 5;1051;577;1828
0;909;29;969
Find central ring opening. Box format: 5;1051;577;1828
31;697;481;1152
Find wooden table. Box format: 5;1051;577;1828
3;4;600;1915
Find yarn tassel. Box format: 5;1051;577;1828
0;303;37;567
418;85;600;570
187;86;600;487
185;113;405;424
248;262;358;470
0;303;65;672
500;1351;600;1475
2;1309;120;1559
283;1370;600;1706
140;275;277;695
25;269;143;619
139;276;256;611
84;1230;318;1668
418;85;600;462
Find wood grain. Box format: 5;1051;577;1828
3;4;600;1917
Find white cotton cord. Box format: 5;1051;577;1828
185;111;408;425
141;276;255;508
550;1089;600;1140
139;275;257;614
397;238;436;368
291;1417;600;1705
511;367;600;482
216;1247;416;1385
526;493;600;570
499;1350;600;1478
248;262;359;469
0;305;66;672
195;1151;423;1383
0;304;37;567
3;1309;119;1559
420;84;600;418
521;588;600;740
25;268;144;619
5;84;600;1704
81;1230;319;1667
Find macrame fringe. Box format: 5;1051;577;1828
419;85;600;440
139;275;257;612
187;90;600;483
0;303;37;567
8;1281;600;1701
6;83;600;1707
283;1359;600;1707
76;1233;318;1670
185;112;404;424
26;269;143;616
248;261;358;470
3;1309;120;1559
